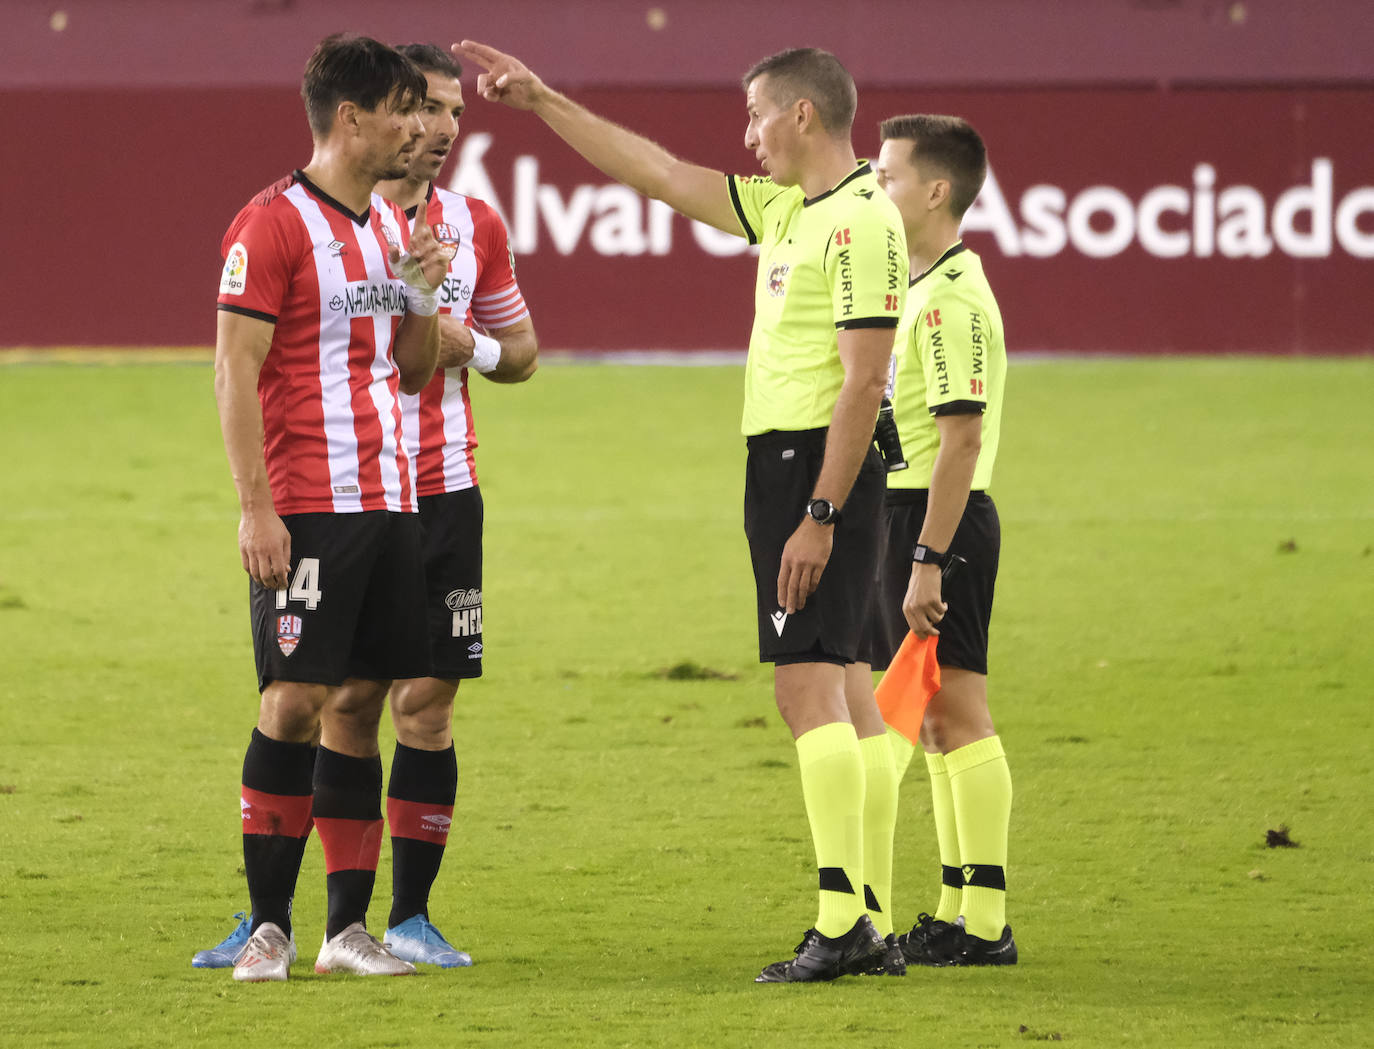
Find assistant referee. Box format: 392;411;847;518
858;114;1017;967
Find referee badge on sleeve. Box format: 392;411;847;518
277;615;302;657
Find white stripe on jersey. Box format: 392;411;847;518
285;185;363;513
360;199;408;509
472;285;527;329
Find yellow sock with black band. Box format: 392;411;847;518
794;722;867;938
946;735;1012;941
857;733;899;937
925;749;963;924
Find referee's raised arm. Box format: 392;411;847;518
452;40;744;236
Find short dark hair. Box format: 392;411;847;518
394;42;463;80
879;114;988;218
742;47;857;136
301;33;428;138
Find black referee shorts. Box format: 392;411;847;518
743;428;885;665
249;511;430;692
862;491;1000;674
417;486;485;680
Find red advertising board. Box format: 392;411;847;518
1;85;1369;353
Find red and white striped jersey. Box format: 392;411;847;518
217;171;418;516
400;186;530;496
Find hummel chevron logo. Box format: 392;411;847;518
770;611;788;636
963;864;977;883
944;269;962;281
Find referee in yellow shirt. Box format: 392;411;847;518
453;39;907;981
857;114;1016;966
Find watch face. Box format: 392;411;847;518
810;499;832;522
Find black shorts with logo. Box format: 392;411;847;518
417;487;484;680
862;490;1000;674
743;428;885;665
250;511;430;692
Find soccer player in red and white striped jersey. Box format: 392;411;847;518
322;43;538;970
211;34;452;983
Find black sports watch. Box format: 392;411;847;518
806;498;840;526
912;543;949;568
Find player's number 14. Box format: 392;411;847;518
275;557;323;611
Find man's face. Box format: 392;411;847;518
876;137;936;239
356;87;425;182
744;75;800;186
407;72;465;183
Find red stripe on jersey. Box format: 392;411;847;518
240;786;314;838
415;364;448;490
459;367;478;486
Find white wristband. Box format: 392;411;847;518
469;332;502;374
405;286;439;317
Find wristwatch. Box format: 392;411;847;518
912;543;949;568
806;498;840;526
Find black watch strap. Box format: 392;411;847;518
912;543;948;567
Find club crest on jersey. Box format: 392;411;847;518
277;614;302;657
433;222;462;261
219;242;247;296
379;221;401;250
767;263;790;298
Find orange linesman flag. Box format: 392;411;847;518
875;632;942;745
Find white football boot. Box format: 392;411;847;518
314;922;417;976
231;921;296;982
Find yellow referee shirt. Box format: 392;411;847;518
728;163;907;436
888;242;1006;491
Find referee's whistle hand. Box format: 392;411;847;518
777;520;833;613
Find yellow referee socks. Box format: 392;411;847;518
925;750;964;924
946;735;1012;941
886;723;918;780
794;722;867;938
858;733;900;937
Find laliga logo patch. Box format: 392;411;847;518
433;222;462;261
767;263;790;298
276;614;302;657
220;242;247;296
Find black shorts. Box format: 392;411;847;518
743;428;885;665
250;511;430;692
417;487;484;679
861;491;1000;674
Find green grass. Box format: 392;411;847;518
1;355;1372;1048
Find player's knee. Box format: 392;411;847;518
258;682;329;741
391;679;457;747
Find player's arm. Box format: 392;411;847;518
391;204;451;393
776;328;893;614
452;40;743;236
903;412;981;638
435;317;538;383
213;309;289;590
393;311;440;394
480;317;538;383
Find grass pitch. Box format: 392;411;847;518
0;355;1371;1048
